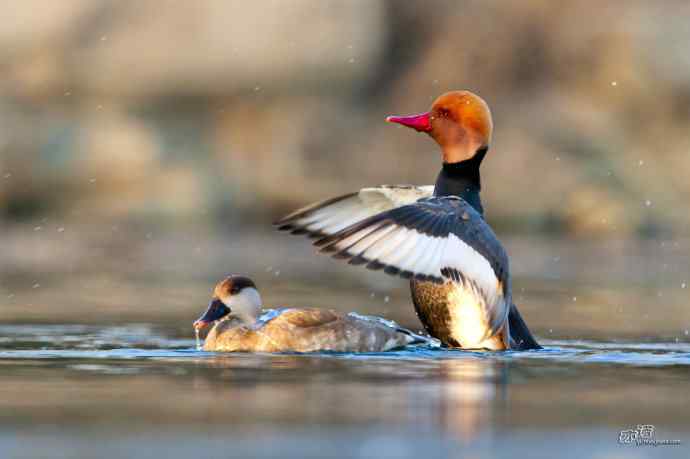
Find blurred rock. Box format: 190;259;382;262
1;0;689;236
1;0;386;99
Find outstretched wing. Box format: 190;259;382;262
274;185;434;238
315;196;508;287
314;196;511;338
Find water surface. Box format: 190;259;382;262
1;231;689;458
1;324;688;459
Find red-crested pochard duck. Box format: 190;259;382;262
193;275;428;352
275;91;540;351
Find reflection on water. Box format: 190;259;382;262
2;233;690;458
0;325;688;458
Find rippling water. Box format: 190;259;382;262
1;324;688;459
1;232;689;458
2;324;690;367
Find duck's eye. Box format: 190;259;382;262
437;108;450;118
230;286;240;294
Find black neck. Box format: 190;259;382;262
433;148;486;215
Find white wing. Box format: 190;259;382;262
275;185;433;238
313;196;510;340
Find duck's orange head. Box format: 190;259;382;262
387;90;493;164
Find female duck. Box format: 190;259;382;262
193;275;427;352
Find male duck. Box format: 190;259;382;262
276;91;541;351
193;275;428;352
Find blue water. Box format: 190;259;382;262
1;324;688;459
1;324;689;367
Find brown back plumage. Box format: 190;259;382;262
202;308;422;353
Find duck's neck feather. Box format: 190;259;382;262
433;148;486;216
226;312;258;326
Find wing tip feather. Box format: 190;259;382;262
273;192;359;228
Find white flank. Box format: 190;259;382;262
443;234;498;301
447;282;492;346
446;281;507;350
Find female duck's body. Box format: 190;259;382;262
202;308;417;353
194;276;424;353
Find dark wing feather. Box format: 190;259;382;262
314;196;509;293
274;185;434;238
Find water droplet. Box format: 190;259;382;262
3;173;11;179
682;283;686;289
89;178;97;183
265;266;273;272
254;86;261;92
195;328;201;351
64;91;71;97
274;270;281;276
684;330;689;336
384;296;390;303
645;200;652;207
33;226;42;231
348;57;355;64
611;81;617;86
549;329;553;334
100;35;107;41
572;296;577;302
7;293;15;299
32;283;40;289
369;292;375;298
57;227;65;233
638;160;644;166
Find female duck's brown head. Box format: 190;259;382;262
387;90;493;164
193;275;262;330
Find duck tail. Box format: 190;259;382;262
508;303;542;350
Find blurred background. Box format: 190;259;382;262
1;0;690;336
2;2;690;458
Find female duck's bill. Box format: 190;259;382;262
192;275;429;353
193;298;230;331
